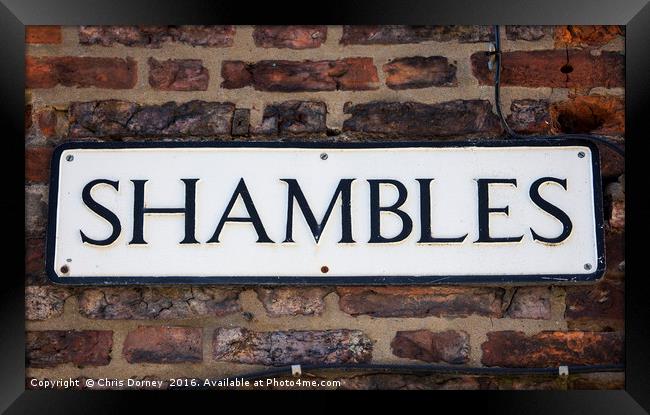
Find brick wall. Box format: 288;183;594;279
25;25;625;390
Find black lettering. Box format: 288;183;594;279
207;178;273;243
417;178;467;243
475;178;524;243
281;178;355;243
129;179;199;245
529;177;573;244
368;179;413;243
80;179;121;246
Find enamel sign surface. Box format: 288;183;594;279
46;141;604;285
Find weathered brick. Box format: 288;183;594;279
26;56;137;89
506;287;551;320
391;330;470;364
554;25;624;48
231;108;250;136
505;25;550;41
253;26;326;49
255;287;332;317
26;286;71;320
36;107;58;138
599;142;625;178
568;372;625;390
25;146;53;183
481;331;623;367
25;184;48;236
68;100;235;138
79;25;235;48
221;58;379;91
25;237;45;278
340;25;493;44
565;279;624;327
342;100;502;138
606;177;625;231
148;58;209;91
170;25;235;47
26;330;112;368
337;287;505;318
253;101;327;135
78;287;240;319
25;104;33;131
383;56;457;89
550;95;624;135
604;229;625;278
123;326;202;363
213;327;372;365
26;26;62;44
506;99;551;134
471;50;624;89
79;26;170;47
341;374;488;390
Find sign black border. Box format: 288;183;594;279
45;139;605;286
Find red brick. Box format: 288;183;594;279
554;25;624;48
78;25;235;47
26;56;137;89
78;287;240;319
25;104;33;130
123;326;202;363
337;286;505;318
253;26;326;49
26;26;62;44
506;99;551;134
213;327;372;365
342;100;502;138
340;25;493;44
550;95;624;135
26;330;112;367
36;107;58;138
568;372;625;389
599;143;625;178
148;58;209;91
383;56;457;89
604;230;625;278
25;146;53;183
253;101;327;136
391;330;470;364
255;287;332;316
481;331;623;367
25;237;45;277
221;58;379;91
471;50;624;89
565;279;624;324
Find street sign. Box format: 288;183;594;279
46;140;604;285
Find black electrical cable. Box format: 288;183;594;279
491;24;625;158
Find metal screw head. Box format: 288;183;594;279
60;265;69;274
320;265;329;273
578;151;585;158
320;153;328;160
584;263;592;271
66;154;74;162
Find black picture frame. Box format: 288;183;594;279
3;0;648;412
45;139;605;286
